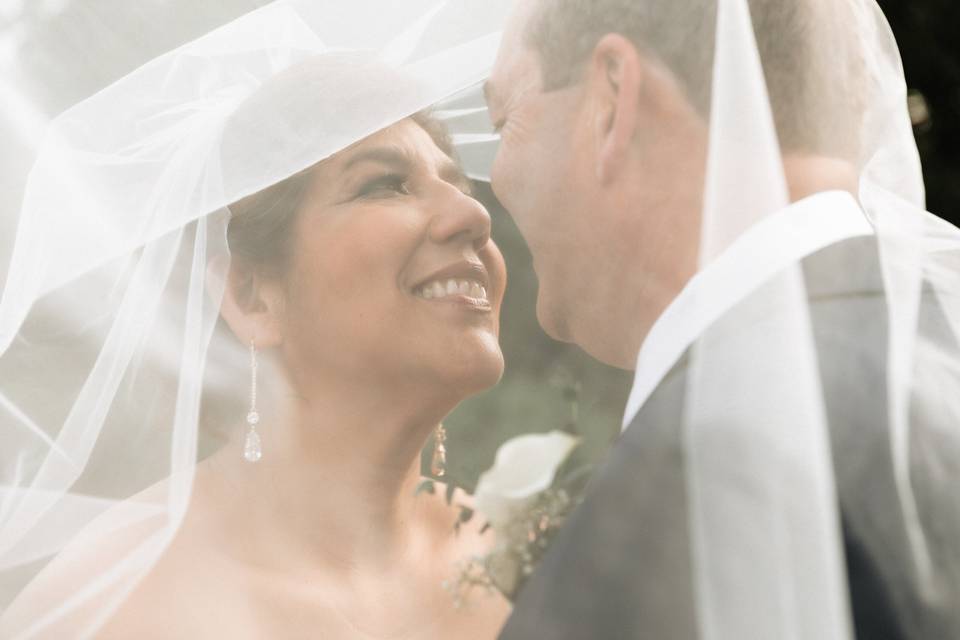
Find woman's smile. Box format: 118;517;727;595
410;260;492;311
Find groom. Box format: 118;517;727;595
486;0;959;638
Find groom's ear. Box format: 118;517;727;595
586;34;642;185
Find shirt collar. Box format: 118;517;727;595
622;190;875;431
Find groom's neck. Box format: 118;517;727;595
782;154;859;203
585;154;858;371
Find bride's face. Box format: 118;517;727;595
278;119;506;399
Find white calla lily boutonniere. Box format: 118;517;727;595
444;430;589;603
473;431;579;528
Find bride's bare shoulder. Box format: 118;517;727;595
96;541;253;640
0;487;173;637
1;473;248;639
98;474;257;638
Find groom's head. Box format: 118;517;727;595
487;0;863;368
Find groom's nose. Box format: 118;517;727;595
427;185;492;252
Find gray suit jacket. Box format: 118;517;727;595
500;237;960;639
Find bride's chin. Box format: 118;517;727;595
473;352;505;391
440;350;505;398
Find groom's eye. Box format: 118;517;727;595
356;174;411;199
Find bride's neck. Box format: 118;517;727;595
201;377;452;575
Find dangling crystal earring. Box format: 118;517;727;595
431;424;447;477
244;338;262;462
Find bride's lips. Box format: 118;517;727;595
409;260;492;311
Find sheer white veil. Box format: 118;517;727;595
0;1;505;636
2;0;959;638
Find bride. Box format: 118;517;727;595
0;4;513;638
101;118;510;638
120;114;509;638
4;100;510;640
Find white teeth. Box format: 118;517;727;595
415;278;490;302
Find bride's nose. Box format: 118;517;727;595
426;185;492;252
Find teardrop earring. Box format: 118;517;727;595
244;338;262;462
431;424;447;477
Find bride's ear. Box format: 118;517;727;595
587;33;642;185
212;256;285;348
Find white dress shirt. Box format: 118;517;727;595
622;190;876;430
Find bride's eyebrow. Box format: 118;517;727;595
341;146;472;194
340;147;410;175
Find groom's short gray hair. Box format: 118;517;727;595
525;0;864;160
527;0;716;112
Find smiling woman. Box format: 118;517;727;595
4;114;511;640
0;2;515;638
124;124;509;639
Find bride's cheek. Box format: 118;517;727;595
481;244;508;299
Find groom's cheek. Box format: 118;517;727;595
490;147;513;208
500;142;537;210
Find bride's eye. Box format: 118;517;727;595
356;174;411;198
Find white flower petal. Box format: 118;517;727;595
473;431;579;528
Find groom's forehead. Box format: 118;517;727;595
491;1;542;77
488;41;543;106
